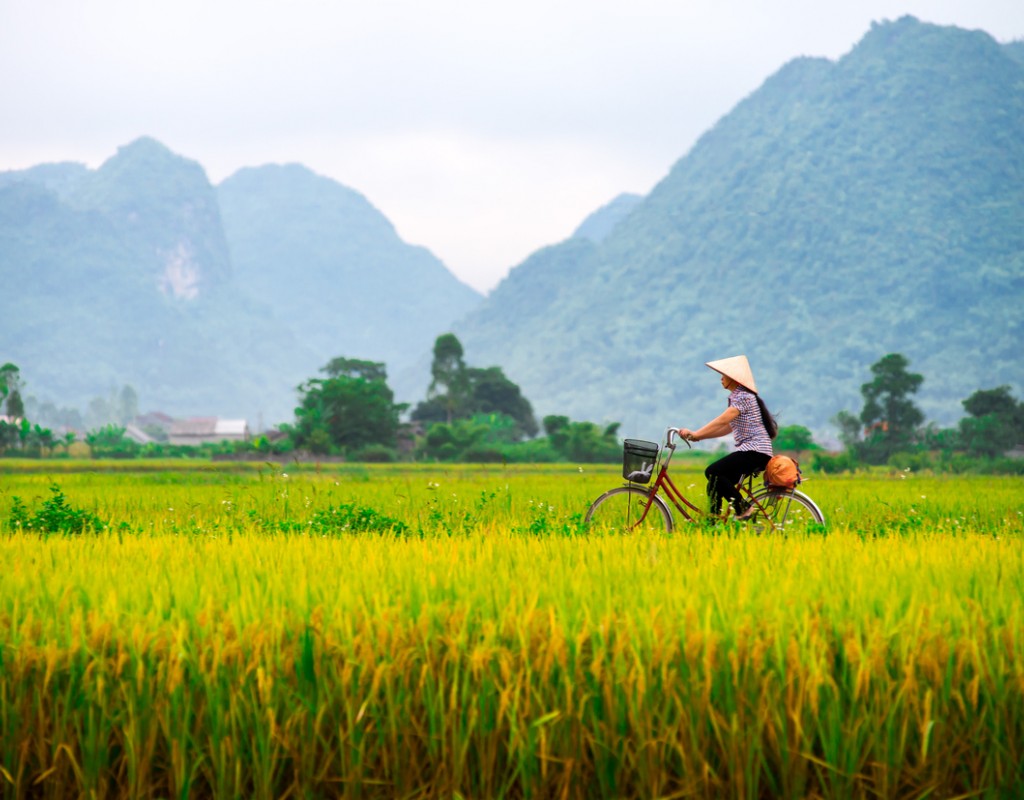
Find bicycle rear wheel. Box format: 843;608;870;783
585;486;673;533
746;488;825;531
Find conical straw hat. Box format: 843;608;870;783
705;355;757;394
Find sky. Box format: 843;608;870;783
2;1;1022;293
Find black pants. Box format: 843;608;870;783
705;450;772;513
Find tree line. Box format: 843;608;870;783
284;335;622;463
2;347;1022;470
820;353;1024;473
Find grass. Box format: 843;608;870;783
0;461;1022;798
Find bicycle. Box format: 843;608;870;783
585;428;825;532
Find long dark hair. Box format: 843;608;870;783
755;394;778;440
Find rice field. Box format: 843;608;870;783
1;460;1022;798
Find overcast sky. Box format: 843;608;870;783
2;1;1021;293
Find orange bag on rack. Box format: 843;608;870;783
764;455;801;490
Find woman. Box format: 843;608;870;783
678;355;777;519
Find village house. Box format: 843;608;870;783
168;417;250;446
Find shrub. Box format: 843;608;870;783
351;444;395;463
812;450;859;474
9;484;103;534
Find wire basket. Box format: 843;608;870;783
622;439;659;484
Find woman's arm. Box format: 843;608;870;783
679;406;739;442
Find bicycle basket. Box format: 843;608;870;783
622;439;659;484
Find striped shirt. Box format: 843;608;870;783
728;387;773;455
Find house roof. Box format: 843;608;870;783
123;423;155;444
169;417;249;437
169;417;218;436
135;411;176;430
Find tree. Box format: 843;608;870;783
962;385;1020;420
5;389;24;421
832;411;862;450
774;425;819;452
0;419;18;452
542;415;621;462
85;425;138;458
118;385;139;425
414;334;538;439
464;366;538;439
427;333;470;424
958;385;1024;457
0;363;24;418
858;353;924;462
323;357;389;383
293;358;406;454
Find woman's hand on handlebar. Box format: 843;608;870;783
667;427;694;448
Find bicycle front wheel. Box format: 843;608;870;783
747;488;825;530
585;486;673;533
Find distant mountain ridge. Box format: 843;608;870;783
0;139;481;422
453;17;1024;438
572;193;643;243
217;164;480;372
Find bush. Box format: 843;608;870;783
812;450;860;474
9;484;103;534
887;451;937;472
502;439;561;463
351;445;395;463
462;446;506;463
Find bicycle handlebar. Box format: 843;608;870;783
665;427;693;449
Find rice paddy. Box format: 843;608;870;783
1;461;1022;798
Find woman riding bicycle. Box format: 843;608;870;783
677;355;777;520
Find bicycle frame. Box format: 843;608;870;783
628;428;778;527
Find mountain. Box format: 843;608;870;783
0;139;315;422
572;193;643;243
217;164;481;400
453;17;1024;439
1;140;481;423
1005;40;1024;67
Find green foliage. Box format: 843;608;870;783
543;415;621;463
0;362;22;406
427;333;470;423
0;420;18;452
774;425;820;452
957;385;1024;457
857;353;925;463
303;502;409;536
811;450;860;474
418;416;497;461
5;390;24;420
292;359;406;455
0;418;57;457
9;484;103;534
350;444;396;463
413;412;616;464
464;366;538;439
826;360;1024;473
85;424;139;459
415;334;538;439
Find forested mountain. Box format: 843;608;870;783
0;140;480;423
453;17;1024;439
571;193;643;243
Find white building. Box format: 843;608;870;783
168;417;250;446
